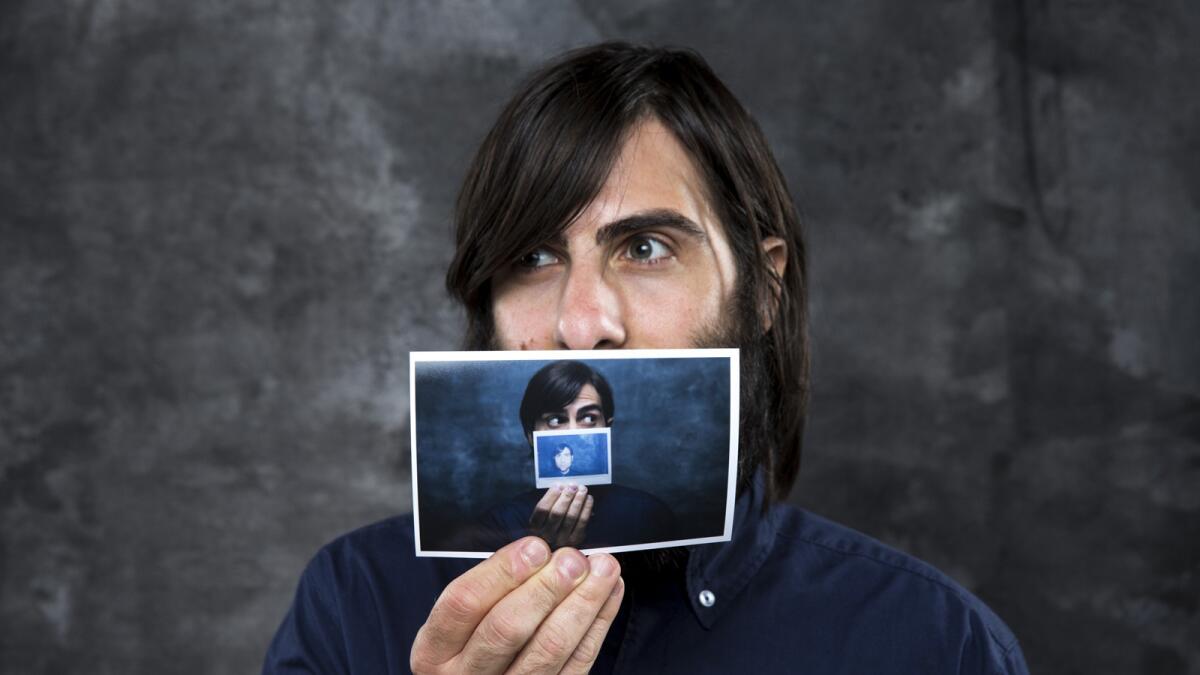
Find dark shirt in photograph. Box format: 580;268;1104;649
473;483;678;550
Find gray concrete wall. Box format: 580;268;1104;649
1;1;1196;673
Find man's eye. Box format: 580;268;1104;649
517;248;560;270
546;415;566;427
624;235;672;263
579;413;597;426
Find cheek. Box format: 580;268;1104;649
619;269;725;347
492;284;559;350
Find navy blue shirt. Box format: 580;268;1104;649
263;474;1028;673
473;484;677;550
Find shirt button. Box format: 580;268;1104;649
698;589;716;607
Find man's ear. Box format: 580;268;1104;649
760;236;788;331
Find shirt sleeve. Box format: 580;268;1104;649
261;549;350;675
994;641;1031;675
956;609;1031;675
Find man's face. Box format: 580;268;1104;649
533;383;607;432
491;118;740;350
554;446;573;473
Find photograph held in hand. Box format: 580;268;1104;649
410;352;736;557
263;42;1029;674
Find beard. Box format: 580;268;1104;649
616;287;776;585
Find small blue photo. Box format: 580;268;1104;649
533;429;612;488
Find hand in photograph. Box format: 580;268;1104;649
528;485;594;549
410;537;623;674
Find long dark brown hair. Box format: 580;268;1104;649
445;42;809;503
518;361;615;440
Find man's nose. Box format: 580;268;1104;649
554;266;626;350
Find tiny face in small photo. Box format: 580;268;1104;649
553;444;574;474
533;428;612;488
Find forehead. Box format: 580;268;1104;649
564;117;721;242
571;383;601;404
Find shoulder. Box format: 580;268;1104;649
771;506;1025;671
604;483;670;508
309;514;413;573
302;514;473;598
322;514;414;557
265;515;474;673
599;484;675;519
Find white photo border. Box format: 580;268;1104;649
410;347;740;558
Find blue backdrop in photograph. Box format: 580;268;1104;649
536;432;609;478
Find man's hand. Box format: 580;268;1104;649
528;485;594;549
410;537;624;674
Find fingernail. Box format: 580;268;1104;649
521;539;549;567
558;553;587;581
579;485;587;494
590;554;615;578
565;484;577;492
611;577;624;597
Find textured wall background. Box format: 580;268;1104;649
1;1;1197;673
413;357;731;549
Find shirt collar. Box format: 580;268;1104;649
685;470;779;629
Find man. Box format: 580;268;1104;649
263;42;1029;673
552;445;573;475
472;359;675;551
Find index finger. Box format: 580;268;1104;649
411;536;551;667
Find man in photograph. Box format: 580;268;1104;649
472;359;675;551
264;42;1029;673
552;444;573;476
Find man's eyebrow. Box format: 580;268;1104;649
594;209;708;247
